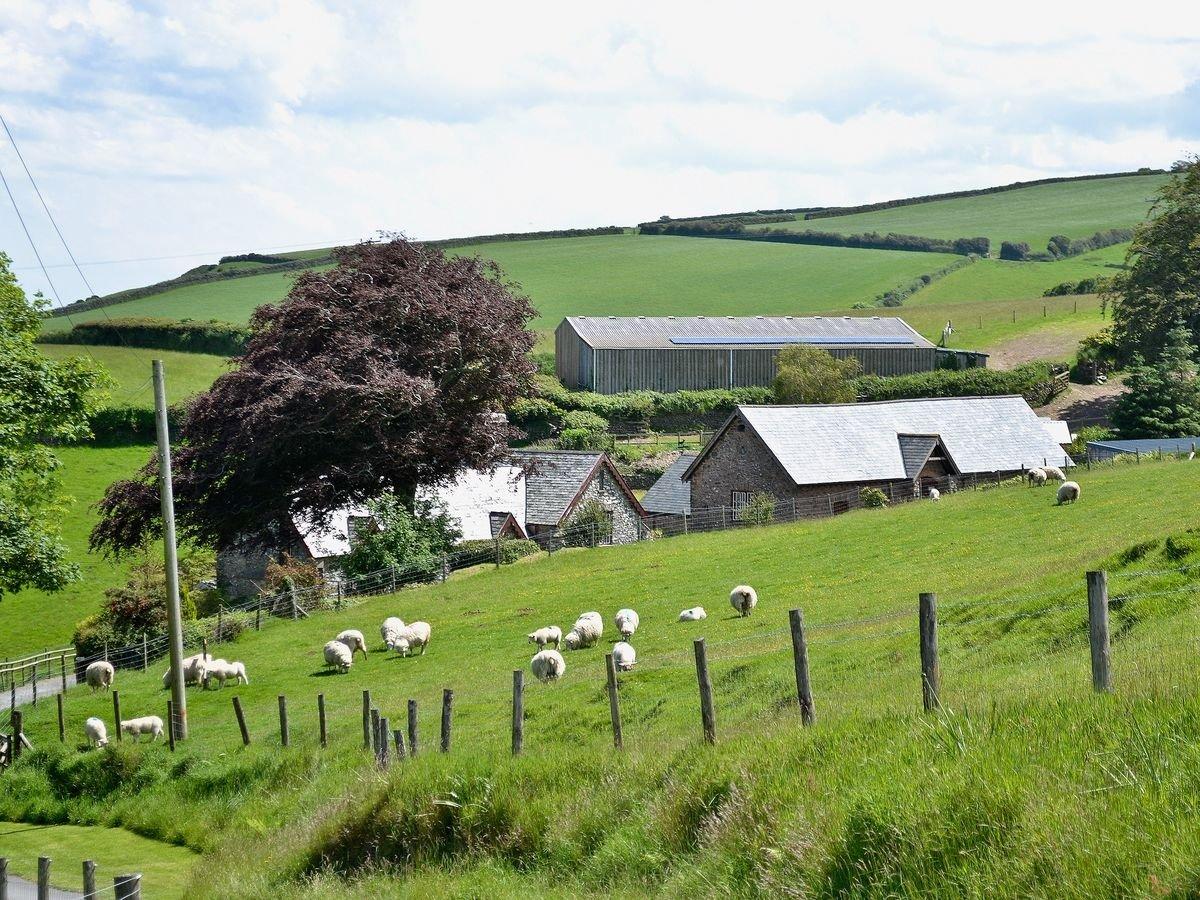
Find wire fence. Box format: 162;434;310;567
0;853;137;898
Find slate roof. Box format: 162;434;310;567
416;465;526;541
1087;437;1200;459
687;396;1072;487
897;435;941;479
563;315;935;350
641;453;697;515
509;450;607;526
1039;418;1072;445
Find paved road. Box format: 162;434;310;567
5;672;77;715
4;872;84;898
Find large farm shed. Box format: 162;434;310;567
555;315;984;394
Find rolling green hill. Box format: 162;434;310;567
6;459;1200;896
39;344;230;408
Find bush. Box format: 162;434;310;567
774;347;861;403
738;492;776;526
1044;276;1111;297
456;538;541;565
38;316;250;355
84;404;161;444
1067;424;1113;457
873;256;975;307
854;362;1055;402
340;494;461;581
860;487;889;508
261;553;325;598
999;241;1031;261
561;499;614;547
557;410;615;451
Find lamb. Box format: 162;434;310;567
202;659;249;689
1027;467;1047;486
324;640;353;673
526;625;563;650
730;585;758;617
85;661;114;692
1057;481;1081;505
614;609;639;639
1042;465;1067;482
613;641;637;671
678;607;707;621
394;621;432;657
120;715;164;743
336;629;368;659
530;649;566;683
162;653;209;688
563;611;603;650
84;716;108;748
380;617;405;650
927;487;941;502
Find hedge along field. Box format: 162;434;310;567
38;344;230;409
749;173;1165;250
7;460;1200;896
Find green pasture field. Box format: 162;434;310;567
38;344;230;409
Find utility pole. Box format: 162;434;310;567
154;360;188;740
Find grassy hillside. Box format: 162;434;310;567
6;459;1200;896
39;344;229;409
751;173;1165;249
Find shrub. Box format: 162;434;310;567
38;316;250;355
261;553;325;597
557;427;615;451
1067;424;1113;457
854;362;1054;402
561;499;614;546
341;494;461;581
860;487;889;508
456;538;541;565
84;404;161;445
739;492;776;526
774;347;861;403
999;241;1031;261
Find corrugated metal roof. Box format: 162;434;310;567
706;396;1071;486
563;315;935;350
642;453;697;515
510;449;604;526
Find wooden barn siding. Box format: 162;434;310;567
555;322;587;390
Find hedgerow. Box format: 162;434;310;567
854;362;1057;403
38;316;250;355
637;220;989;257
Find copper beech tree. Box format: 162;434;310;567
90;238;537;556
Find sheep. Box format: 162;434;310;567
202;659;249;689
394;621;432;657
613;641;637;671
162;653;209;689
563;612;603;650
730;585;758;618
678;607;707;622
85;661;114;692
530;649;566;683
324;640;353;673
380;617;405;650
614;608;639;639
336;629;368;660
1026;467;1047;487
84;716;108;748
120;716;164;743
927;487;941;502
1042;465;1067;482
1057;481;1081;505
526;625;563;650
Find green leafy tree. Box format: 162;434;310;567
340;493;461;579
1110;323;1200;438
0;252;103;598
773;347;861;404
1109;158;1200;362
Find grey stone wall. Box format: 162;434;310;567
572;465;643;544
216;546;276;600
689;416;796;509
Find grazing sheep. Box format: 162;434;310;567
563;612;603;650
530;649;566;682
1057;481;1081;505
380;617;405;650
202;659;249;689
678;607;707;622
324;640;353;673
85;661;114;692
336;629;368;659
526;625;563;650
84;717;108;748
394;621;432;657
1027;467;1047;486
120;715;164;743
730;585;758;618
613;641;637;671
927;487;941;502
162;653;209;689
1042;465;1067;482
614;608;639;639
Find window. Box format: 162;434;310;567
731;491;754;511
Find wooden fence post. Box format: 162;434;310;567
378;716;390;768
11;710;21;761
112;690;122;741
371;708;381;760
31;671;36;707
83;859;96;898
1087;570;1112;692
232;696;250;746
201;638;208;661
495;537;502;569
789;609;815;725
255;597;262;631
114;873;141;900
693;638;716;744
56;693;65;743
217;608;224;643
441;688;453;753
919;593;940;711
166;700;176;752
60;654;67;693
141;633;148;672
38;856;50;900
393;728;407;759
407;699;419;757
289;583;299;620
362;690;372;750
0;857;7;900
512;670;524;756
318;693;327;748
278;695;289;747
605;653;623;750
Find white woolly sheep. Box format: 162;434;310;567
1057;481;1081;505
678;607;707;622
162;653;209;689
527;625;562;650
730;585;758;617
336;629;368;659
85;661;114;692
202;659;249;689
530;649;566;682
380;617;405;650
394;621;432;657
928;487;941;502
1027;467;1047;487
324;640;353;673
614;608;639;639
84;716;108;748
1042;465;1067;482
563;612;603;650
120;715;164;743
613;641;637;671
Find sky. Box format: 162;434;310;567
2;0;1199;302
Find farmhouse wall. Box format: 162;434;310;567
572;464;642;544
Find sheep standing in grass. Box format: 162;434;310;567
202;659;249;689
564;612;603;650
324;640;353;673
1057;481;1081;505
679;607;707;622
730;585;758;617
614;609;639;639
527;626;562;650
162;653;209;689
1043;465;1067;482
120;716;164;743
395;621;432;657
85;661;114;692
1027;467;1047;487
530;649;566;682
613;642;637;671
336;629;368;660
84;717;108;748
380;617;405;650
927;487;940;502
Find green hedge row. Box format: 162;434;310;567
38;316;249;355
82;404;179;445
638;220;989;257
854;362;1057;402
429;226;624;250
457;538;541;565
872;256;976;308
